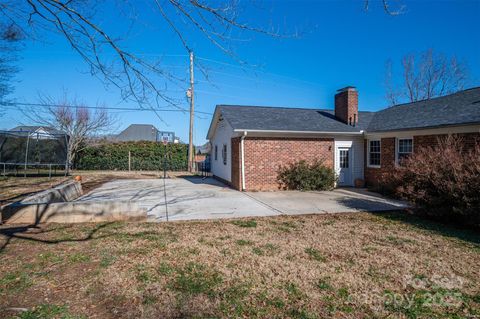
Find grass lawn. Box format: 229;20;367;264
0;212;479;318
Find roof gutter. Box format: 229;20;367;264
233;129;363;135
364;122;480;134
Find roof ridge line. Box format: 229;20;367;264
217;104;374;113
378;86;480;111
217;104;324;111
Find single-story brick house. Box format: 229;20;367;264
206;87;480;191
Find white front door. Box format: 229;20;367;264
336;146;353;186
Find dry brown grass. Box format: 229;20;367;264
0;212;479;318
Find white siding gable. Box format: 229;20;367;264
210;119;234;182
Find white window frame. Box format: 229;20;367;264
222;144;227;165
214;145;218;161
367;139;381;168
395;137;413;166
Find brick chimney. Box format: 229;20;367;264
334;86;358;126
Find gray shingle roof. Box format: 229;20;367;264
213;87;480;135
9;126;66;135
217;105;371;133
366;87;480;132
116;124;158;142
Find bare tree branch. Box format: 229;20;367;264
0;0;405;119
364;0;406;15
384;59;398;106
0;0;294;117
385;48;469;105
0;23;22;115
21;92;116;165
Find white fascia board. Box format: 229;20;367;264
364;124;480;139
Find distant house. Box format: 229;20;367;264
207;86;480;191
116;124;179;143
9;126;67;139
196;142;211;155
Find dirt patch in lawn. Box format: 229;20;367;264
1;212;479;318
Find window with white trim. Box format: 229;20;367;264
368;140;381;167
397;138;413;164
214;145;218;161
222;144;227;165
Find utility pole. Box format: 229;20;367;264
188;51;195;172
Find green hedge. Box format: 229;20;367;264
75;141;188;171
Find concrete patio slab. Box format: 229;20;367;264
75;177;409;221
76;177;279;221
245;188;409;215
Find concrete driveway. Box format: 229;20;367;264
76;177;408;221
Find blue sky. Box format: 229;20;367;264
1;0;479;144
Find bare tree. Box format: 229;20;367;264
0;23;22;115
23;94;115;165
0;1;403;115
385;49;469;105
0;1;293;113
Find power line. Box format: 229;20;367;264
196;55;323;87
195;89;247;100
196;56;249;70
195;80;260;93
5;102;213;115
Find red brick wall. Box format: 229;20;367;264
335;89;358;125
364;132;480;186
240;137;334;191
414;133;480;151
364;137;395;186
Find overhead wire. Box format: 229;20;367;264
4;102;212;116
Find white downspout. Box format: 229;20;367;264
240;131;247;191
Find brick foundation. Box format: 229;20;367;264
232;137;334;191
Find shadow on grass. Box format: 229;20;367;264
0;222;177;253
0;222;114;253
372;211;480;246
336;196;408;212
336;196;479;246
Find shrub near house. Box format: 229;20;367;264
277;160;336;191
378;136;480;227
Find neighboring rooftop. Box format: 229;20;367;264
116;124;157;142
116;124;177;142
9;126;67;135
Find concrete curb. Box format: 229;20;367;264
1;181;147;224
1;201;147;224
19;181;83;204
